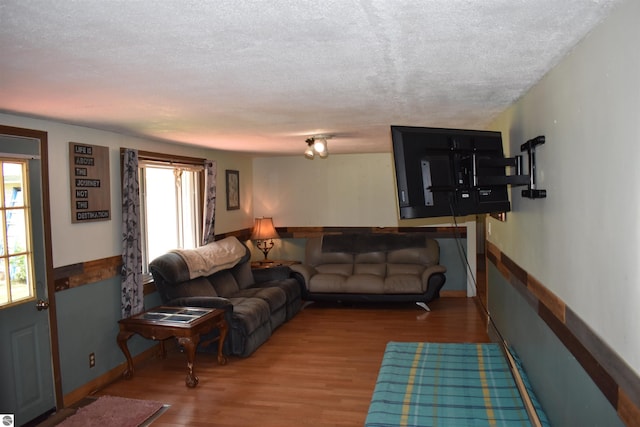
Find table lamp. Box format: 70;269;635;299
250;217;280;262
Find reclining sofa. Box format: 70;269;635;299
149;236;301;357
290;233;447;307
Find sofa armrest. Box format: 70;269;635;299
421;265;447;302
289;264;316;289
421;265;447;292
164;296;233;312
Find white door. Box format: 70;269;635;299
0;132;56;425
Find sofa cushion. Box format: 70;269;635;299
309;273;348;293
233;287;286;314
162;276;218;300
354;263;386;276
387;263;426;276
210;270;241;296
253;278;302;321
317;263;353;275
227;297;271;335
384;275;424;293
346;274;385;293
306;237;354;266
354;252;386;263
231;258;256;290
387;242;439;266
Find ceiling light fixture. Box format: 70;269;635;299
304;136;330;159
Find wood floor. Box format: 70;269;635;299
94;298;489;427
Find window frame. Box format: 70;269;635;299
122;150;207;279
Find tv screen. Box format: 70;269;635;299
391;125;511;219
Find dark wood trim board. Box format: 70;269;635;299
486;241;640;426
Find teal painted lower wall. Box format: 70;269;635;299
487;263;622;427
55;278;161;396
436;238;467;292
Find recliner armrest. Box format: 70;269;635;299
289;264;317;289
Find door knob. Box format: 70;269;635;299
36;299;50;311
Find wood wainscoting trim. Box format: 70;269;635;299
54;226;464;293
215;225;467;240
54;255;122;292
486;241;640;427
276;226;466;239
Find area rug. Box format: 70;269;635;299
57;395;167;427
365;342;550;427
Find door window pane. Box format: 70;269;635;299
0;160;35;308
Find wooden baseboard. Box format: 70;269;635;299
62;343;162;407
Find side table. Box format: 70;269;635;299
117;306;228;388
250;260;300;270
251;260;300;282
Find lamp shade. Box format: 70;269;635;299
250;217;279;240
304;145;315;159
313;138;327;154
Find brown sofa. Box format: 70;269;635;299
149;237;302;357
290;233;447;309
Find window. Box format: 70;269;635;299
0;159;35;307
138;156;205;275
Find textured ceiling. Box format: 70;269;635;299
0;0;621;156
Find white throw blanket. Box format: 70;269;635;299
171;236;246;279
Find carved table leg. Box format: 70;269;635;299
178;336;200;388
159;339;167;358
217;319;229;365
117;330;136;379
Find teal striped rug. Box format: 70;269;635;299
365;342;549;427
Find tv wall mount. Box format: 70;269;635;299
473;135;547;199
518;135;547;199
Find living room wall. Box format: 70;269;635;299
252;153;478;295
486;0;639;424
0;113;254;398
488;0;639;376
0;114;255;266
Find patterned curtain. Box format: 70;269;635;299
121;149;144;317
202;159;217;245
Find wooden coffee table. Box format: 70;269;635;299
117;306;228;387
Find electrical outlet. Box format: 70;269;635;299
89;352;95;368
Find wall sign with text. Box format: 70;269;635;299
69;142;111;223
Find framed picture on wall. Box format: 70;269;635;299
226;169;240;210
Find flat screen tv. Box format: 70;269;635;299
391;125;514;219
